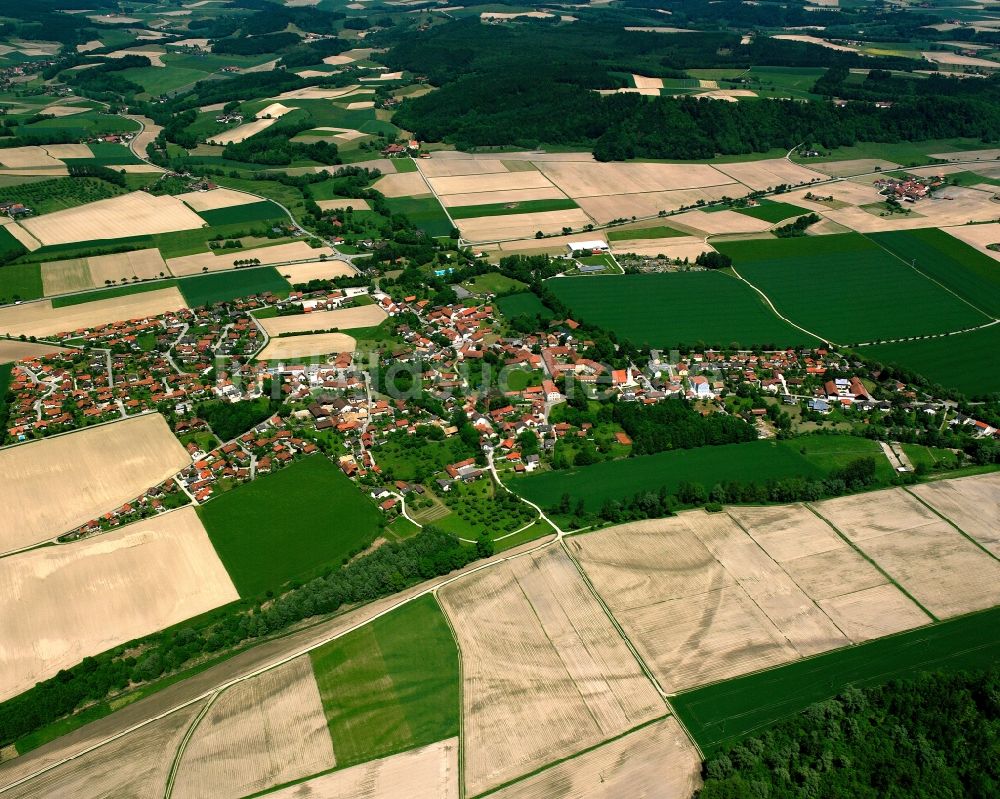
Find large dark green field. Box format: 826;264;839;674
673;606;1000;756
509;439;832;514
0;262;42;303
309;594;459;768
448;198;578;219
734;198;810;223
719;234;991;345
862;324;1000;397
177;266;290;307
869;228;1000;318
197;455;383;597
546;272;818;348
195;200;287;227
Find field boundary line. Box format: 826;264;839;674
468;715;672;799
902;486;1000;563
558;538;668;700
861;233;998;323
0;537;559;795
803;502;939;622
727;266;833;345
162;690;221;799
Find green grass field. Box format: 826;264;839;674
384;196;453;238
868;228;1000;318
606;225;686;242
0;262;42;303
791;138;989;167
862;325;1000;397
495;290;553;320
673;606;1000;755
465;272;527;295
51;279;177;308
448;198;578;219
197;456;383;597
546;272;817;348
176;266;290;307
734;198;810;223
309;594;459;768
0;226;27;264
718;234;990;345
509;439;826;515
196;200;287;227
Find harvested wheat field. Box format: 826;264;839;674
632;74;664;90
2;700;206;799
808;158;901;177
538;161;734;198
0;146;64;169
87;248;168;285
0;339;67;363
417;158;509;178
255;102;296;119
499;232;608;254
814;488;1000;618
930;147;1000;161
260;304;386;335
42;144;92;160
909;473;1000;557
491;716;701;799
612;236;714;261
428;171;555;197
0;218;41;251
20;192;205;246
439;186;567;208
40;258;93;294
0;414;190;552
0;507;238;700
458;209;593;242
0;286;186;338
208;117;279;145
372;171;432;198
258;332;356;361
567;516;796;692
316;198;371;211
728;504;930;641
772;34;859;52
716;158;828;190
673;209;775;235
266;738;458;799
439;546;663;796
126;115;161;158
167;242;334;276
177;187;261;212
827;188;999;232
172;657;334;799
923;51;1000;68
942;222;1000;263
106;47;166;66
278;259;355;284
346;101;375;110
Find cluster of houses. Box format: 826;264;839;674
61;478;192;542
873;175;941;202
0;200;32;219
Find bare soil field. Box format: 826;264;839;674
439;546;663;796
167;242;333;276
909;473;1000;557
491;716;701;799
0;507;238;700
20;192;205;246
806;158;901;177
0;339;67;363
716;158;828;190
417;158;510;178
87;248;168;285
0;413;190;552
260;304;386;335
428;171;555;197
814;488;1000;618
372;171;432;198
537;161;735;198
942;222;1000;263
41;258;93;294
458;209;593;242
172;656;334;799
0;286;186;337
278;259;355;284
728;505;930;641
177;187;261;212
257;332;356;360
3;700;206;799
673;208;775;234
208;117;279;145
266;738;458;799
576;184;740;222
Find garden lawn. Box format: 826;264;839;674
862;325;1000;397
868;228;1000;318
177;266;289;307
197;455;383;597
495;290;553;320
674;606;1000;755
546;272;817;348
309;594;459;767
718;233;989;345
0;262;42;303
509;439;824;515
